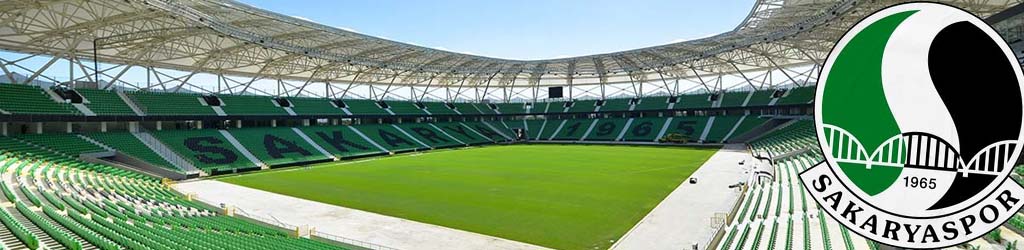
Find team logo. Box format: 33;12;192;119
802;2;1024;248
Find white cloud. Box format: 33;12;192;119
335;26;358;33
290;15;313;22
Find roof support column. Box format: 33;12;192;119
806;64;818;86
418;75;435;102
656;70;674;95
730;62;757;90
378;71;402;101
566;62;575;100
170;71;197;93
24;55;60;85
766;56;799;87
0;58;17;85
68;53;74;87
627;72;640;97
74;56;94;84
530;75;542;103
503;74;518;103
296;67;323;96
341;71;363;99
480;71;498;102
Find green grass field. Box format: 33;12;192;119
219;144;718;250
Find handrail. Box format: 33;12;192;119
132;128;201;174
222;203;400;250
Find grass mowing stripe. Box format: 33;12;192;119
221;144;717;250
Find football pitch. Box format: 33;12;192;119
219;144;718;250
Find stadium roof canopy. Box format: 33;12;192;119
0;0;1018;91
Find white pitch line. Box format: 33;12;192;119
176;179;549;250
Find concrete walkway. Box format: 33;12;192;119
175;180;548;250
611;144;751;250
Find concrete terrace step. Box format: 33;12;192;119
26;194;97;250
132;132;201;174
4;206;57;250
0;223;31;250
115;91;145;116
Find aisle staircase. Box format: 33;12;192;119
0;222;31;250
3;206;57;249
132;132;201;174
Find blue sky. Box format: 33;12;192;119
239;0;755;60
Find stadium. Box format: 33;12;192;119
0;0;1020;249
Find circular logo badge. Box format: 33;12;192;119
803;2;1024;248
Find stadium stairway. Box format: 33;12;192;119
567;99;599;113
289;97;345;116
0;86;814;117
421;102;458;115
659;116;710;143
296;126;387;158
727;118;795;144
677;93;715;109
17;181;97;250
620;117;669;142
432;122;493;145
219;95;289;116
386;101;428;116
776;87;815;105
0;84;79;115
133;132;203;174
218;130;266;167
537;119;564;140
451;103;481;115
714;122;874;250
494;103;526;114
125;91;217;116
534;102;551;113
550;119;591;140
523;119;547;140
15;134;109;157
480;121;514;141
460;122;510;142
388;124;434;149
583;118;629;141
352;124;429;152
749;121;816;160
83;132;184;173
0;144;349;250
0;209;34;250
223;127;332;167
3;203;62;249
393;123;464;148
114;91;146;116
634;96;671;111
75;89;137;116
151;129;260;174
721;116;771;143
600;98;633;112
717;153;864;250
